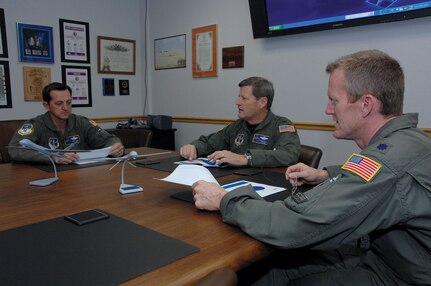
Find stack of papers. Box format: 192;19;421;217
160;165;285;197
175;158;223;167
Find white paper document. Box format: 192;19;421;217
222;180;286;197
174;158;224;167
75;147;111;162
160;165;219;186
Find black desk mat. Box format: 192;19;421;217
171;171;313;203
0;210;199;286
137;155;240;178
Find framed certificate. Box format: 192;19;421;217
192;24;217;77
0;8;8;58
0;60;11;108
59;19;90;63
17;23;54;63
97;36;135;74
61;65;92;107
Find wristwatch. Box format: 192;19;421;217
244;152;252;166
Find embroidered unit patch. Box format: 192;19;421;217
252;134;269;145
234;134;245;146
341;154;381;182
65;135;81;145
279;125;295;133
18;124;34;136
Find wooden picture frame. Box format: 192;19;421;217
0;60;12;108
192;24;217;77
0;8;8;58
59;19;90;63
61;65;92;107
97;36;135;74
23;66;51;101
154;34;186;70
17;23;54;63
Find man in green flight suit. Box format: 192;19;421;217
180;76;300;167
191;50;431;285
8;82;124;164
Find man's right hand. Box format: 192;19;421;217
180;144;197;160
286;163;329;186
54;152;80;165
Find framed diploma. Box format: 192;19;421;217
0;8;8;58
59;19;90;63
23;66;51;101
0;60;12;108
192;24;217;77
154;34;186;70
61;65;92;107
17;23;54;63
97;36;135;74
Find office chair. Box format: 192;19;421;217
194;268;238;286
298;144;323;169
107;129;153;149
0;119;26;163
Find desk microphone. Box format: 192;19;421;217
109;151;144;194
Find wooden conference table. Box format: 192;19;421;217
0;147;277;285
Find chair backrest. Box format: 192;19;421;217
298;144;323;169
0;120;26;163
107;129;153;149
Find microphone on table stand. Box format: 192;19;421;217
109;151;144;194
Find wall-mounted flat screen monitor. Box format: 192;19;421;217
249;0;431;38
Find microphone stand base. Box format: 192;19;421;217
119;183;143;195
30;177;59;187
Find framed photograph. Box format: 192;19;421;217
0;60;12;108
59;19;90;63
17;23;54;63
97;36;135;74
0;8;8;58
222;46;244;69
23;66;51;101
61;65;92;107
154;34;186;70
192;24;217;77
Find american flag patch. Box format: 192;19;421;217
341;154;381;182
279;125;295;133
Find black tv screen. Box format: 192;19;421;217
249;0;431;38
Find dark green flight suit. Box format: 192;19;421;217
8;112;121;164
220;113;431;285
190;111;300;167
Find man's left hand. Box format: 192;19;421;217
192;180;227;211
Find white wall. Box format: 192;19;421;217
147;0;431;166
0;0;146;125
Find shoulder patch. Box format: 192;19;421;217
18;124;34;136
279;124;295;133
341;154;381;182
89;120;98;127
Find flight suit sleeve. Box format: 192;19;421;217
220;156;405;250
8;121;51;164
80;118;122;149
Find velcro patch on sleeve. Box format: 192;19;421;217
279;124;295;133
341;153;381;182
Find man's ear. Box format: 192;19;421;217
42;101;50;110
258;97;268;109
361;94;375;117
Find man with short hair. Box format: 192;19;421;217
192;50;431;285
180;76;300;167
9;82;124;164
